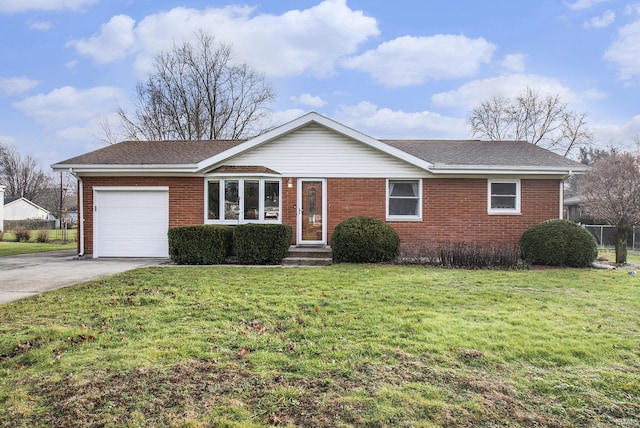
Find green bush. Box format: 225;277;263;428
519;219;597;267
331;216;400;263
168;225;233;265
233;224;292;265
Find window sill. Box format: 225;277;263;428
386;216;422;222
487;211;521;216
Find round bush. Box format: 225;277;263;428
331;216;400;263
519;219;597;267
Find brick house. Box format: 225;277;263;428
52;112;586;258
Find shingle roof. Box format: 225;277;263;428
381;140;583;169
56;139;244;165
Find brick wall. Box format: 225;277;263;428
79;175;560;256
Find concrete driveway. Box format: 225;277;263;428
0;250;166;304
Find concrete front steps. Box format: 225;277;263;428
282;246;333;266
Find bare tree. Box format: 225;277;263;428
579;153;640;263
0;143;50;202
468;87;593;157
118;31;275;141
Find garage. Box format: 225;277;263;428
93;187;169;258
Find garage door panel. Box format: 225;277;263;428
95;189;169;258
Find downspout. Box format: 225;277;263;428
69;169;85;257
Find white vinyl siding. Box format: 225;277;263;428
224;124;425;178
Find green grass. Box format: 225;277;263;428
0;229;77;256
0;265;638;427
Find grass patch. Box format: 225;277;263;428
0;229;77;256
0;266;638;426
0;241;76;256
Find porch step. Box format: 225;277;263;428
282;246;333;266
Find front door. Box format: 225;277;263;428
297;179;326;245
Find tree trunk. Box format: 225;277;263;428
615;228;628;264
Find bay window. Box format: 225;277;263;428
207;178;281;223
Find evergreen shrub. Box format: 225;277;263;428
233;224;292;265
519;219;597;267
331;216;400;263
168;225;232;265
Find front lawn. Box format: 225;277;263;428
0;265;638;426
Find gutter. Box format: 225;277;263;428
68;168;84;257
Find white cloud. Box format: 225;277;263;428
67;0;379;77
342;35;495;87
431;74;575;109
0;77;41;96
27;20;52;31
604;19;640;80
13;86;124;128
592;114;640;148
581;88;607;100
290;93;327;108
584;10;615;28
566;0;609;11
625;3;640;15
0;0;98;13
66;15;137;64
501;54;526;72
334;101;466;139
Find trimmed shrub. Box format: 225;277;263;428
168;225;232;265
14;227;31;242
331;216;400;263
233;224;292;265
36;229;50;243
519;219;597;267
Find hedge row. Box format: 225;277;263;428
168;224;291;265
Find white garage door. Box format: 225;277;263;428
94;187;169;258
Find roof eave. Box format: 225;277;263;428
427;164;588;175
51;163;199;174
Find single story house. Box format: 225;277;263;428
52;112;586;258
3;197;55;221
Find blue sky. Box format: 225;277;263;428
1;0;640;169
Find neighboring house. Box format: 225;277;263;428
52;112;586;258
0;186;4;232
563;195;583;222
3;197;55;221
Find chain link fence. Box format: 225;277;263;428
582;225;640;250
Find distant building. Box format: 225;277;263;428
3;197;55;221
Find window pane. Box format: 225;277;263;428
244;180;259;220
390;180;418;197
491;196;516;209
207;181;220;220
224;180;239;220
491;182;516;196
389;198;419;216
264;181;280;220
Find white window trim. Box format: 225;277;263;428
488;179;521;215
204;177;282;224
386;178;423;222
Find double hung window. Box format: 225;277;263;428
207;178;281;223
387;179;421;220
488;180;520;214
